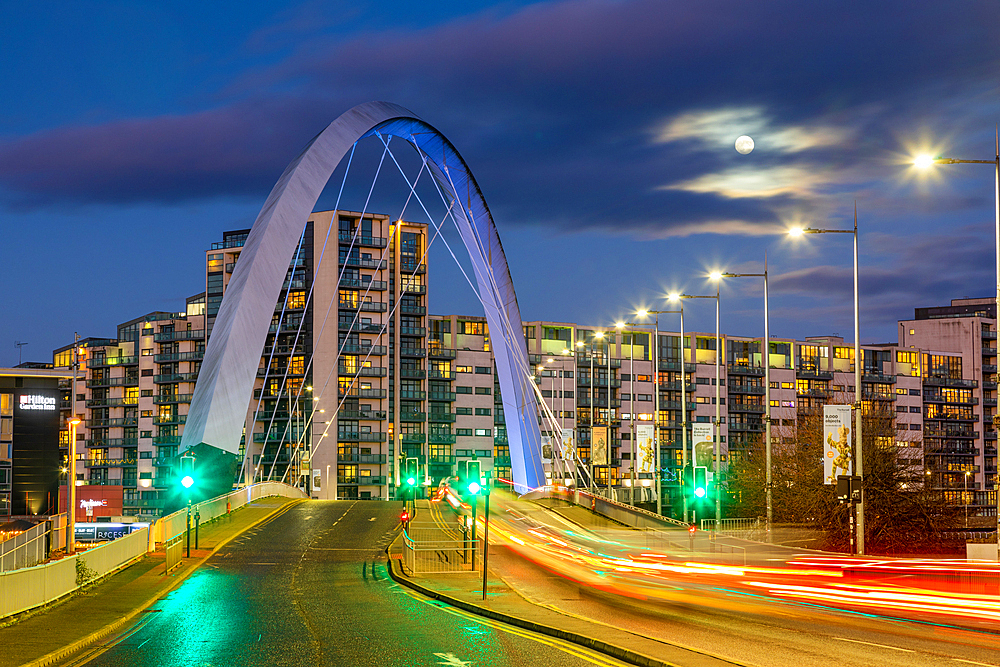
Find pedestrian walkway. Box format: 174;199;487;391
1;497;301;667
390;497;744;667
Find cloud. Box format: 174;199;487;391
664;166;834;199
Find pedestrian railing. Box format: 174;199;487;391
401;523;481;575
700;517;763;541
0;521;49;573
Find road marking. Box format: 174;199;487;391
304;515;313;520
370;517;377;521
249;562;277;565
952;660;998;667
833;637;915;653
433;653;472;666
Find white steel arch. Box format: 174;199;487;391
181;101;544;491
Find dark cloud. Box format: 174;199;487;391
0;0;996;240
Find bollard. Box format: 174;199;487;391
195;510;201;550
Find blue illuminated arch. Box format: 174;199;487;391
181;102;544;491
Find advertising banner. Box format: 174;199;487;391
691;423;714;468
591;426;609;466
560;428;576;461
823;405;853;484
541;435;553;462
636;424;656;473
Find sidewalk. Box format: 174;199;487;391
390;499;745;667
2;496;301;667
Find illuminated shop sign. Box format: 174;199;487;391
18;394;57;411
80;499;108;509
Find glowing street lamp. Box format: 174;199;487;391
914;141;1000;535
788;211;864;554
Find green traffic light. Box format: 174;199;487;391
468;481;481;495
694;487;705;498
406;476;416;486
181;475;194;489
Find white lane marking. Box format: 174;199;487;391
952;660;998;667
433;653;472;666
833;637;915;653
369;517;377;521
249;562;277;565
304;515;313;520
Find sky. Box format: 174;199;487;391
1;0;998;366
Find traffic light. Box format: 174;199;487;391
400;508;410;525
404;457;418;487
179;454;195;490
466;460;482;495
693;466;708;499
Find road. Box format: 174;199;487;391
56;500;630;667
463;493;1000;667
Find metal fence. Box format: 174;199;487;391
0;521;49;573
401;522;481;574
165;533;184;572
700;518;763;541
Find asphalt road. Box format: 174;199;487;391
485;495;1000;667
59;500;630;667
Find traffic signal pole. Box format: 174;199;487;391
482;488;491;600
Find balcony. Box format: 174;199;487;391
339;410;386;421
985;397;998;407
338;388;387;399
401;433;426;444
576;354;621;368
86;417;138;428
429;433;457;444
428;370;456;380
257;367;306;378
339;278;387;291
429;392;456;402
339;366;388;378
252;432;304;443
153;372;199;383
863;373;897;384
339;476;388;486
153;330;205;342
660;381;698;392
399;327;426;337
428;348;456;360
400;347;426;358
84;458;137;469
153;435;182;445
925;446;979;456
398;390;426;400
153;351;204;363
795;367;835;380
984;347;998;356
85;438;138;448
428;412;457;423
398;411;426;422
400;261;427;274
794;387;830;398
86;397;137;408
340;344;387;356
86;376;139;388
577;377;622;388
153;414;187;426
338;232;387;248
337;432;387;443
337;452;389;464
657;360;697;372
729;403;765;413
400;305;427;316
340;256;386;270
339;300;388;313
923;427;978;439
429;454;457;465
88;356;138;368
576;397;622;408
659;400;697;411
984;364;998;374
727;364;764;376
399;368;425;379
984;330;999;340
730;384;766;395
923;393;979;405
729;422;764;432
154;393;194;404
923;376;978;389
338;321;383;334
400;283;426;294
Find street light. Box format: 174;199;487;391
788;211;863;554
668;289;722;528
67;417;81;554
717;259;772;541
636;309;681;517
914;141;1000;534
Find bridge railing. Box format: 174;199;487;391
524;485;690;530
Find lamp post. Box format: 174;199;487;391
67;417;81;554
717;259;772;541
789;213;863;554
637;309;677;516
915;141;1000;535
669;287;722;528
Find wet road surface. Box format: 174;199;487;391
61;500;629;667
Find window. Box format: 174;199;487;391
635;374;651;382
696;396;711;404
896;405;907;413
910;423;921;430
561;410;575;418
474;428;491;437
141;389;153;397
141;349;152;356
141;410;153;417
460;321;485;335
781;382;794;389
456;428;473;436
562;391;575;399
456;407;473;415
541;390;552;398
697;377;711;385
909;389;920;396
475;408;492;416
896;387;907;395
523;326;535;339
910;406;921;413
456;366;473;373
287;291;307;309
636;394;651;401
456;386;473;394
140;451;152;459
620;393;631;401
141;369;153;376
475;366;492;374
475;387;492;395
140;430;152;438
770;400;780;407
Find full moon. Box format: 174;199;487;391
735;135;754;154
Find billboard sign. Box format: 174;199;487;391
692;423;714;468
591;426;609;466
560;428;575;461
541;435;553;462
636;424;655;473
823;405;853;484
